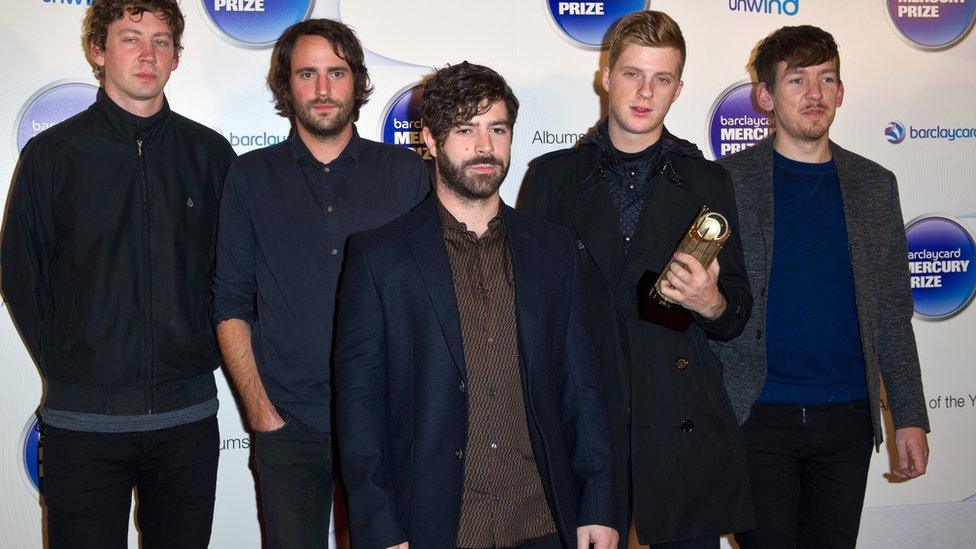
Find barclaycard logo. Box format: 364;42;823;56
380;83;434;171
906;214;976;320
887;0;976;49
706;81;771;159
21;416;41;497
14;80;98;153
885;121;906;144
200;0;314;48
545;0;650;49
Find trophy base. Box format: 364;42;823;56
636;270;694;332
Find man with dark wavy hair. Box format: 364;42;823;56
716;25;930;548
1;1;234;548
335;61;617;549
211;18;429;549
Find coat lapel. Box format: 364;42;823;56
502;205;538;374
750;139;776;266
565;142;626;286
619;157;705;292
406;197;466;379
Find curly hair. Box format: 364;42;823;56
267;19;373;121
82;0;185;82
752;25;840;92
420;61;519;147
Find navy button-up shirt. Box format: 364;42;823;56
211;129;429;432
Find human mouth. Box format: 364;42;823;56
630;105;652;116
135;72;157;82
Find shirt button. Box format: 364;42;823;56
458;381;466;393
323;166;330;174
629;171;636;177
331;248;339;256
627;184;636;191
680;419;695;433
623;236;631;243
454;448;463;460
675;357;688;370
486;337;494;344
488;387;498;397
490;442;497;449
326;205;334;213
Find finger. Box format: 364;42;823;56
577;529;588;549
909;442;927;476
659;278;685;304
665;271;690;294
668;260;693;285
894;441;910;479
674;252;706;275
707;257;721;278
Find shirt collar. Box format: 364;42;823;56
436;197;505;239
288;125;362;168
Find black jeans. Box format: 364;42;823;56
253;414;333;549
734;399;874;549
41;416;219;549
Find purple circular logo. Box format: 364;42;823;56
885;121;906;144
16;81;98;153
546;0;650;48
200;0;314;47
381;84;434;171
707;81;771;159
906;214;976;320
887;0;976;49
21;416;41;496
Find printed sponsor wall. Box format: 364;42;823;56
1;0;974;547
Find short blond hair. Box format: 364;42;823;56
608;10;686;75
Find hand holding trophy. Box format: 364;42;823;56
637;205;731;331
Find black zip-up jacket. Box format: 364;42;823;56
1;90;236;415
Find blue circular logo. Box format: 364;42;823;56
707;81;771;159
15;81;98;153
381;83;434;171
21;416;41;496
546;0;650;48
885;121;906;144
887;0;976;49
200;0;314;48
906;215;976;320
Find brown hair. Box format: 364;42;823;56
83;0;185;82
420;61;519;147
267;19;373;121
608;10;686;74
752;25;840;92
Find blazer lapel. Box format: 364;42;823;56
406;198;466;379
750;138;776;267
565;142;626;286
502;205;538;374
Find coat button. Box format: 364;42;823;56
458;381;466;392
675;357;688;370
454;448;463;460
680;420;695;433
755;330;762;340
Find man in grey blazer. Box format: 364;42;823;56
714;25;930;548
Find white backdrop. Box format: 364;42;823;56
1;1;975;547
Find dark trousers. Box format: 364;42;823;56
734;399;874;549
254;415;333;549
653;537;719;549
41;416;219;549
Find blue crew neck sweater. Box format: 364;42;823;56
759;150;868;406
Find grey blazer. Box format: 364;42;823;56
714;136;929;446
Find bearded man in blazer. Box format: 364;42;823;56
334;62;617;549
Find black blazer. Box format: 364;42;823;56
334;196;615;549
520;132;754;544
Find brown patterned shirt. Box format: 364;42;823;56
438;202;557;548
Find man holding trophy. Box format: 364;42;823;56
520;10;753;549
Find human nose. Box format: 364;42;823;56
473;129;494;155
805;79;823;100
315;75;331;97
139;41;157;64
638;77;653;99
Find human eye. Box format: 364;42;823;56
154;39;171;48
491;126;509;135
654;75;672;85
330;70;346;79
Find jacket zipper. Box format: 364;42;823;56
137;139;154;414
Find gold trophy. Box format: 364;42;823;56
637;205;731;331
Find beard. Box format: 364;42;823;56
436;149;509;202
794;102;834;141
293;96;354;140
